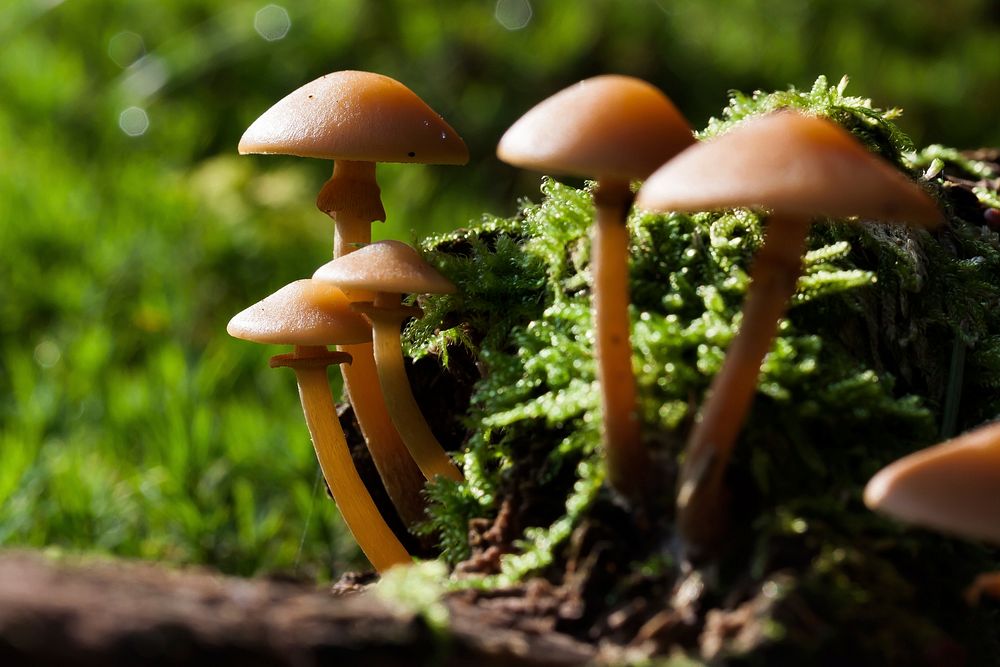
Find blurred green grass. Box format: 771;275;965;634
1;0;998;579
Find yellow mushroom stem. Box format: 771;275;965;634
354;294;463;483
592;178;650;501
337;342;429;527
270;345;410;573
677;213;810;553
317;160;428;528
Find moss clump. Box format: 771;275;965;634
403;76;1000;660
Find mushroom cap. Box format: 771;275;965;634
496;75;694;181
864;421;1000;544
227;279;372;346
313;240;456;295
239;70;469;165
636;111;942;226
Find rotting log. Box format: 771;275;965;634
0;550;595;667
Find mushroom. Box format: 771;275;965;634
864;421;1000;603
496;75;695;502
313;240;462;483
238;70;469;258
636;111;942;554
865;421;1000;543
227;279;410;572
239;70;469;527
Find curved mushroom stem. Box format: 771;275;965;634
271;345;411;573
355;294;463;483
677;213;810;555
338;342;429;526
593;178;650;503
318;163;429;529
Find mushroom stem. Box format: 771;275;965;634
338;342;429;526
677;213;810;553
273;345;411;573
357;294;463;483
592;178;649;501
317;166;428;528
318;160;386;261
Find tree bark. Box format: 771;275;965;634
0;550;595;667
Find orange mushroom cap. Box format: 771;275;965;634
313;240;456;296
227;279;372;346
864;421;1000;544
239;70;469;165
497;75;694;181
636;111;942;226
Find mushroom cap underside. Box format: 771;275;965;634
313;239;456;295
227;279;372;346
497;74;694;181
636;111;942;226
864;421;1000;545
239;70;469;165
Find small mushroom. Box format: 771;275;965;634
238;71;467;529
313;240;462;483
497;75;695;503
227;279;410;572
865;421;1000;604
636;111;942;554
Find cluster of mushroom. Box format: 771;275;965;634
499;79;941;559
229;71;466;571
231;70;946;574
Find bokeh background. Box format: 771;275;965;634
2;0;999;579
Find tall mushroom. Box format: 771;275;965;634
313;240;462;483
496;75;695;503
864;421;1000;602
636;111;942;555
227;279;410;573
239;70;469;528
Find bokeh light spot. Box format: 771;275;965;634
254;4;291;41
34;339;61;368
108;31;145;68
121;55;169;99
495;0;532;30
119;107;150;137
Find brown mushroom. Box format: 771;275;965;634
238;71;468;527
227;279;410;572
239;70;468;257
313;240;462;483
497;75;695;503
636;111;942;555
865;421;1000;544
865;421;1000;603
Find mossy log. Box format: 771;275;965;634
399;79;1000;664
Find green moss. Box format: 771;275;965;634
375;560;452;634
404;76;1000;660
